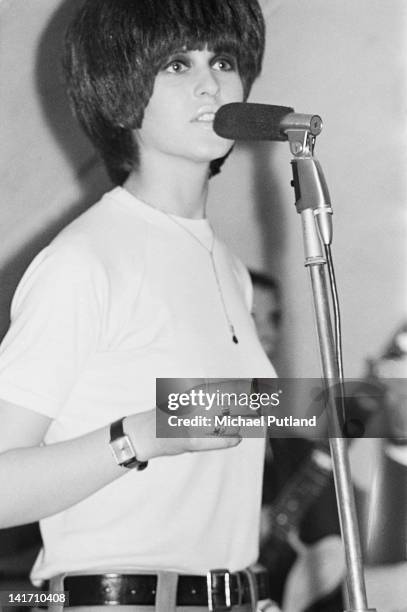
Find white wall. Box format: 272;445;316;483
0;0;111;337
210;0;407;377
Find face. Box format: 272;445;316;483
252;284;282;360
135;47;244;166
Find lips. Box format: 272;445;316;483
196;112;215;122
192;107;218;123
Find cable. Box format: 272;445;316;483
324;244;347;427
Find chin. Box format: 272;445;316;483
192;140;233;164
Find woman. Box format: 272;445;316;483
0;1;276;609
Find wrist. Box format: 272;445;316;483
109;417;148;470
124;411;161;462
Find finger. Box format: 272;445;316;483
188;435;242;452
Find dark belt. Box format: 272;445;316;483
57;569;269;609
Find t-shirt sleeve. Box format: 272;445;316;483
0;243;106;418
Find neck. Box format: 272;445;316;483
124;152;211;219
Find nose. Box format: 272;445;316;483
194;67;219;98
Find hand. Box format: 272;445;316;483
129;379;258;460
126;408;242;461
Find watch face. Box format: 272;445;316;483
110;435;135;464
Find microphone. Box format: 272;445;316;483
214;103;322;141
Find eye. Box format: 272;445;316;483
212;55;237;72
164;58;189;74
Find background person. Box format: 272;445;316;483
251;269;407;611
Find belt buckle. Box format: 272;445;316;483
206;569;232;612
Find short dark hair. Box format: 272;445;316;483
63;0;265;185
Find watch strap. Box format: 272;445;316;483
109;417;148;470
110;417;126;441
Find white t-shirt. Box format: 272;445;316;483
0;187;276;582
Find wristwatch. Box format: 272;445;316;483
109;417;148;470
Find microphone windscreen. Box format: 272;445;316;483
214;103;294;141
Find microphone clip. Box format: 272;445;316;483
287;127;333;246
286;128;316;158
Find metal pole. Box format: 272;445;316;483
288;129;377;611
306;242;373;612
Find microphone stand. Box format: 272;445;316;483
285;125;376;612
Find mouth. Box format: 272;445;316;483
195;112;215;123
191;108;218;124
